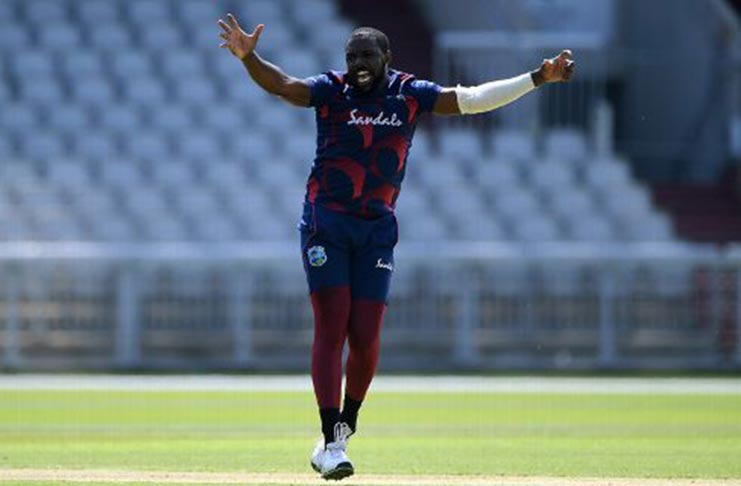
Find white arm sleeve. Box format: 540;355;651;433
455;73;536;115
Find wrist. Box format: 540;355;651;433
240;51;254;63
530;68;545;88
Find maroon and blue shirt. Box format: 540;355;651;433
304;69;442;219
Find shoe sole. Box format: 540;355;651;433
310;461;321;473
321;462;354;481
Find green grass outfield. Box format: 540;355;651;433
1;379;741;485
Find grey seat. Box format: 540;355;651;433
123;132;172;161
124;77;166;105
20;77;64;106
201;105;246;135
178;1;221;29
148;105;195;134
75;0;121;26
177;130;223;161
492;129;536;160
12;50;54;79
160;52;204;81
89;23;132;50
513;216;560;242
0;104;39;135
47;104;92;135
174;78;217;106
438;129;484;161
126;0;169;25
544;128;589;161
19;132;66;160
0;25;29;49
61;52;103;80
71;79;116;106
0;135;16;159
39;24;81;50
72;131;119;161
109;52;152;81
99;160;144;188
139;24;182;50
23;0;69;23
99;106;142;135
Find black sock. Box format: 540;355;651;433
339;394;362;433
319;408;340;446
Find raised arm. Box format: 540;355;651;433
218;13;311;107
432;50;575;115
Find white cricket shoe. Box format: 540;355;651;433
310;422;354;481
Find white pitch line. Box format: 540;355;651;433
0;374;740;394
1;470;740;486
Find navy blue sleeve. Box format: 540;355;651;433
407;79;443;113
305;72;337;107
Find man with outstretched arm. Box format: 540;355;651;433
218;13;574;481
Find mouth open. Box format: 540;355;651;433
356;70;372;87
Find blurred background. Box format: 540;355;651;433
0;0;740;372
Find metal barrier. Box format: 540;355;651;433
1;241;739;371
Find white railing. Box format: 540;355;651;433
1;241;739;371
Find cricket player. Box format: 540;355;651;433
218;12;574;480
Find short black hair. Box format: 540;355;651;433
347;27;390;53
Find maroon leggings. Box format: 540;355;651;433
310;286;386;408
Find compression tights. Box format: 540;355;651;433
310;286;385;441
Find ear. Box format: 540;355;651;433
384;50;392;67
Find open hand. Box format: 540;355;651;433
218;13;264;60
535;50;575;85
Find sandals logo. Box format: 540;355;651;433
307;246;328;267
347;109;403;127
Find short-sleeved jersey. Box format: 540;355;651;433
304;69;441;219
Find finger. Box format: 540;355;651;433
559;49;573;60
220;42;229;48
252;23;265;41
227;13;242;31
219;32;229;41
218;19;231;33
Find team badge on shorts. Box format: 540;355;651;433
307;246;327;267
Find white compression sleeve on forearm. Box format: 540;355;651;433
455;73;536;115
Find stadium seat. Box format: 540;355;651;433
47;104;93;135
98;160;144;188
238;0;286;25
0;24;28;49
74;0;121;26
109;52;153;81
19;132;67;160
543;127;589;160
176;130;224;162
20;77;64;106
89;23;132;50
23;0;68;23
566;214;615;242
528;158;575;199
174;78;218;107
492;129;536;159
438;130;484;161
289;0;339;25
159;52;205;82
71;79;116;106
148;105;196;134
98;106;142;135
11;50;54;79
513;216;560;242
39;24;81;50
177;1;220;29
61;51;104;80
126;0;169;25
71;132;119;161
123;77;167;106
0;104;39;135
